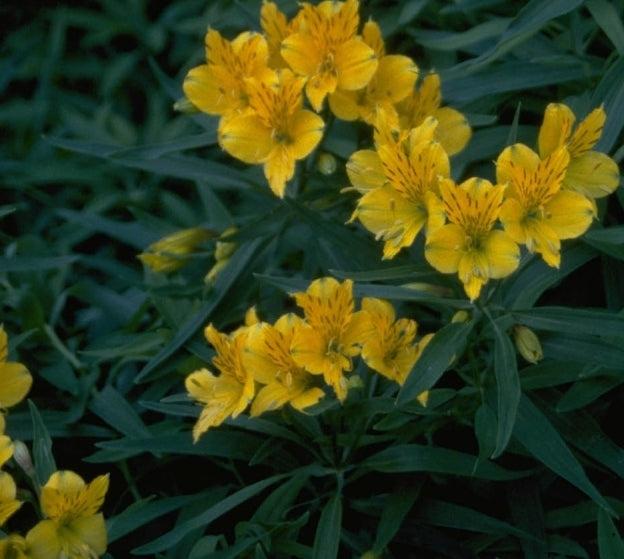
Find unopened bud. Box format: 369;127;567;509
451;310;470;323
401;282;453;297
173;97;200;114
138;227;213;274
513;325;543;364
11;440;35;477
317;152;338;175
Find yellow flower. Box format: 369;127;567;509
138;227;213;274
290;278;370;402
537;103;619;201
183;29;274;117
0;534;29;559
260;1;304;68
359;297;433;387
219;69;325;197
349;114;448;258
425;178;520;301
0;436;13;468
496;144;594;268
0;326;32;414
396;73;472;156
185;325;254;441
243;314;324;416
280;0;378;111
0;471;22;528
328;20;418;123
26;470;109;559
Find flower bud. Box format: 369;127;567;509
173;97;200;114
513;325;543;364
138;227;213;274
317;152;338;175
451;310;470;323
401;282;453;297
11;440;34;477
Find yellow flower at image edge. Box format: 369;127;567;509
538;103;619;201
219;69;324;197
0;325;33;415
25;470;109;559
185;325;254;441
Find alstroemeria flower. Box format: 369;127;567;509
0;326;32;420
359;298;433;392
396;73;471;156
186;325;254;441
243;314;325;416
328;20;418;123
0;534;29;558
0;470;21;528
290;278;370;402
183;29;274;117
496;144;594;267
280;0;378;111
349;114;448;258
26;471;109;559
425;178;520;301
219;69;324;197
260;1;305;68
538;103;619;201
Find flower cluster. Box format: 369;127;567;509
182;0;470;197
0;327;109;559
348;103;619;300
186;277;432;441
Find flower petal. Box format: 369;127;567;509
564;151;620;199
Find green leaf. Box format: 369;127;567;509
598;508;624;559
541;333;624;369
28;400;56;489
593;56;624;153
107;491;225;543
475;403;498;463
372;485;421;555
137;238;266;381
397;321;473;405
584;227;624;261
89;386;152;438
0;255;80;271
361;444;529;480
502;244;597;309
511;307;624;337
132;473;290;554
512;394;613;513
490;318;520;458
556;377;624;412
416;498;539;541
586;0;624;56
312;492;342;559
539;403;624;479
88;430;263;462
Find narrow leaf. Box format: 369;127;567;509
361;444;529;480
132;473;289;554
373;485;420;554
313;492;342;559
28;400;56;489
490;319;520;458
397;321;473;405
598;508;624;559
513;394;613;513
